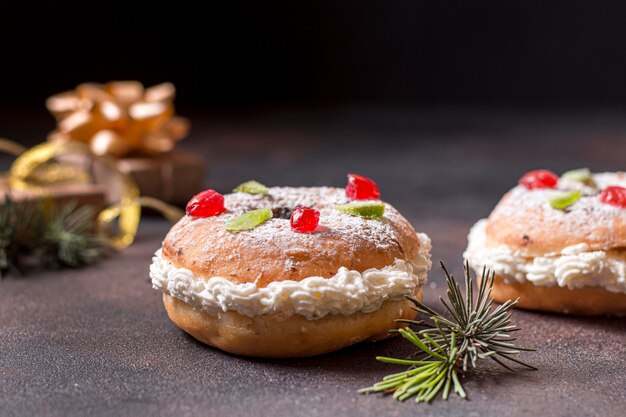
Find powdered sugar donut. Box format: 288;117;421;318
151;182;432;357
464;170;626;316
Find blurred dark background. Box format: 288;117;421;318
3;1;626;114
1;1;626;207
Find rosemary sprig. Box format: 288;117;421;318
359;261;536;403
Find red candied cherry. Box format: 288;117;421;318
600;186;626;208
186;189;226;217
290;206;320;233
346;173;380;200
518;170;558;190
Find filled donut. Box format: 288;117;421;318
464;169;626;316
150;175;432;357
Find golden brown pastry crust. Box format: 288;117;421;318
486;176;626;256
163;287;422;357
161;187;421;287
487;191;626;256
491;276;626;316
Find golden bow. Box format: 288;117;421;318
46;81;189;158
0;138;183;250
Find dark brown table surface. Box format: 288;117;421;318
1;108;625;417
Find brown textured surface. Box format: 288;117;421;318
162;188;420;285
1;109;626;417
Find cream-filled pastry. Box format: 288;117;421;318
151;175;432;357
464;169;626;315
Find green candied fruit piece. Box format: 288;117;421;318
549;190;581;210
334;202;385;219
224;208;272;232
561;168;591;183
233;180;269;195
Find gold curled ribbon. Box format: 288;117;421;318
1;139;184;250
0;138;27;156
0;138;91;187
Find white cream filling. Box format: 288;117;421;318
150;233;432;320
464;219;626;294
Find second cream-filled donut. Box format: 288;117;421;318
464;169;626;316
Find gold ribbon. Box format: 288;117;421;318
0;139;184;250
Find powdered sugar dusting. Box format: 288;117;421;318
165;187;421;278
220;187;406;254
489;172;626;247
226;186;348;212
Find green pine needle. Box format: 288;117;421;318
0;197;18;275
39;200;104;268
359;261;536;403
0;196;104;276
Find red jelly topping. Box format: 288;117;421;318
600;186;626;208
290;206;320;233
518;170;558;190
186;189;226;217
346;173;380;200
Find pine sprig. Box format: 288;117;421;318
38;200;104;268
0;197;39;275
0;197;18;274
0;196;104;276
359;261;536;403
